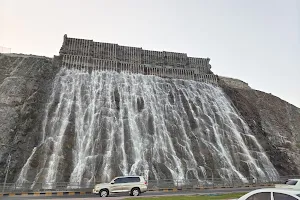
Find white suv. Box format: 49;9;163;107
93;176;148;197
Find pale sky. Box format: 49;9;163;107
0;0;299;107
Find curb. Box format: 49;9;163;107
0;184;274;197
0;191;92;197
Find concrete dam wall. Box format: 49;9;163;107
59;35;218;85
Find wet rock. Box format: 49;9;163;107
0;54;59;183
220;80;300;175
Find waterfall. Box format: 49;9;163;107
16;67;279;186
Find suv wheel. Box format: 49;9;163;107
131;188;140;196
99;189;109;197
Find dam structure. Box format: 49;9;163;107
59;34;218;85
12;35;280;189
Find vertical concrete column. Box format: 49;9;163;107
96;59;98;71
79;39;81;56
78;56;81;70
71;55;75;69
62;55;66;67
77;39;80;55
65;55;68;69
72;39;75;55
69;39;73;54
69;55;72;69
74;55;77;70
85;40;88;56
83;56;86;71
74;39;78;54
98;60;100;71
81;40;83;56
79;56;82;68
130;48;133;63
78;39;84;55
73;55;76;70
129;64;132;74
93;42;96;58
95;43;98;58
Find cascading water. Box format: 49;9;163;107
16;67;279;187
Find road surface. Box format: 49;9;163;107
1;187;258;199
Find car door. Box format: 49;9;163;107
122;177;140;192
110;178;125;193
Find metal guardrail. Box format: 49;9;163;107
1;175;300;193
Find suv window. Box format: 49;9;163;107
246;192;271;200
286;180;298;185
274;193;298;200
123;177;140;183
114;178;125;184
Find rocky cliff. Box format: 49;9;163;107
0;54;59;183
0;53;299;183
220;78;300;176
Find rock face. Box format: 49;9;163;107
0;53;299;184
220;79;300;176
0;54;59;183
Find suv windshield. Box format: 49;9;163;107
285;180;298;185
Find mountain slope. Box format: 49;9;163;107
220;78;300;175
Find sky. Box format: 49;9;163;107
0;0;299;107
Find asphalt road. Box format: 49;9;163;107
1;187;260;199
